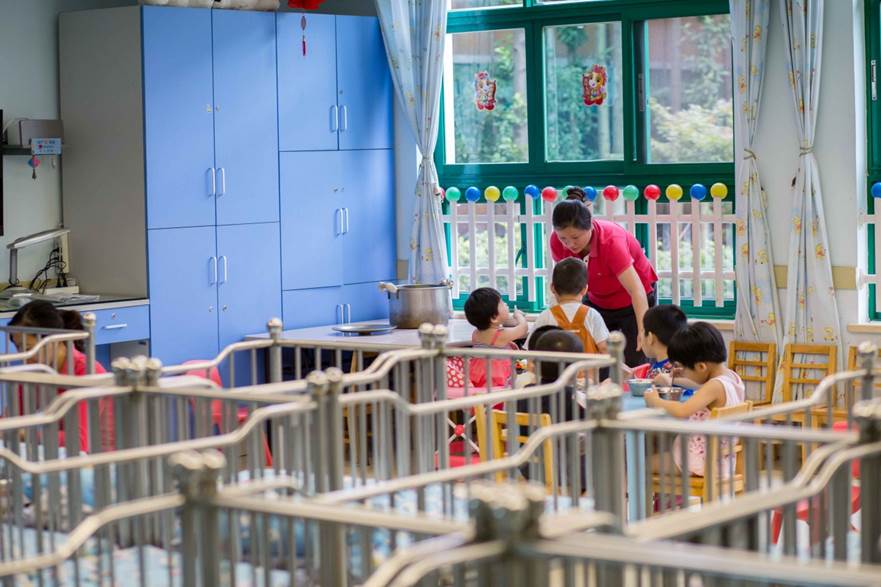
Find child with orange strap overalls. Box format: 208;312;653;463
531;258;608;354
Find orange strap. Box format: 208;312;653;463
549;305;599;354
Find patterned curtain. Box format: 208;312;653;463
374;0;449;285
776;0;840;400
731;0;782;351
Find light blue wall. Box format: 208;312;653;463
0;0;137;284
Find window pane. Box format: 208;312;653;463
451;0;520;8
444;29;529;164
647;15;733;163
544;22;623;162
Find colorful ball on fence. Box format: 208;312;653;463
872;182;881;199
445;186;461;202
666;184;683;201
644;184;661;201
710;182;728;199
689;183;707;201
525;184;540;199
502;186;519;202
485;185;501;202
541;186;558;202
465;186;481;202
584;186;598;201
622;184;640;201
602;185;619;201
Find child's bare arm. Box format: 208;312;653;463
644;379;724;418
596;339;608;354
496;310;528;344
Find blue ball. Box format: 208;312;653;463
872;182;881;199
465;186;481;202
524;184;540;199
583;186;598;201
690;183;708;201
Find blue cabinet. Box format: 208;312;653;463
283;287;342;329
277;13;338;152
217;223;281;348
212;10;279;226
143;7;216;230
277;14;393;152
91;305;151;346
343;282;389;323
341;149;396;285
336;16;394;151
147;226;219;366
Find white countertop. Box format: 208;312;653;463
247;318;477;350
0;296;149;319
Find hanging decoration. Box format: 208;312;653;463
474;71;497;111
582;64;607;106
27;155;40;181
287;0;326;56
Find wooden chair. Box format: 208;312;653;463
812;344;881;428
474;405;554;492
651;401;753;507
728;341;776;406
771;344;836;425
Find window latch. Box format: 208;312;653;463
872;59;877;102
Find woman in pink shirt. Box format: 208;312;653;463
549;188;658;366
9;301;114;453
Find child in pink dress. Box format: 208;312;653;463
644;322;745;477
461;287;528;389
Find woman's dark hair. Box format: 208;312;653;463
642;304;688;346
534;330;583;383
9;301;86;351
667;322;726;369
527;325;562;349
552;187;593;232
464;287;502;330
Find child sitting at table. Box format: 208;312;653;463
643;322;745;477
531;258;608;353
460;287;528;389
631;304;687;382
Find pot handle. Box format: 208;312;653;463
440;279;453;289
378;282;398;295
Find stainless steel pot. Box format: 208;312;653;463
378;281;452;328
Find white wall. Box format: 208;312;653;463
0;0;136;285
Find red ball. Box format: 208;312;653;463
602;185;619;201
541;186;558;202
644;184;661;201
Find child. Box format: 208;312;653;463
532;258;608;354
463;287;528;388
631;304;687;381
643;322;745;477
9;300;114;453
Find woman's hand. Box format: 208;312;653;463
617;266;649;351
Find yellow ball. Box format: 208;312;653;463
485;185;501;202
710;182;728;199
666;184;683;201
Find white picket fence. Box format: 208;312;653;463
442;196;736;308
860;203;881;313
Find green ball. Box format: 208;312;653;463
445;186;461;202
622;184;640;201
502;186;519;202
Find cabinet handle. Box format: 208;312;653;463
330;105;339;132
336;304;343;325
345;303;352;324
220;255;229;284
334;208;342;236
208;167;216;197
340;105;348;131
209;256;218;285
343;208;350;234
217;167;226;196
102;323;128;331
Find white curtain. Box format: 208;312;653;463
777;0;840;400
731;0;782;350
374;0;449;285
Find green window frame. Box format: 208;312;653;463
866;0;881;320
438;0;736;319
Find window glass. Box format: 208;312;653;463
544;22;624;162
451;0;520;9
444;29;529;164
647;15;733;163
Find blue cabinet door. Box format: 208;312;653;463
143;7;216;229
216;222;282;348
336;16;393;151
341;149;396;285
277;13;339;152
212;10;279;226
147;226;218;366
280;152;343;290
342;282;389;323
283;287;342;329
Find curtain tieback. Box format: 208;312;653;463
799;143;814;155
742;148;757;160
